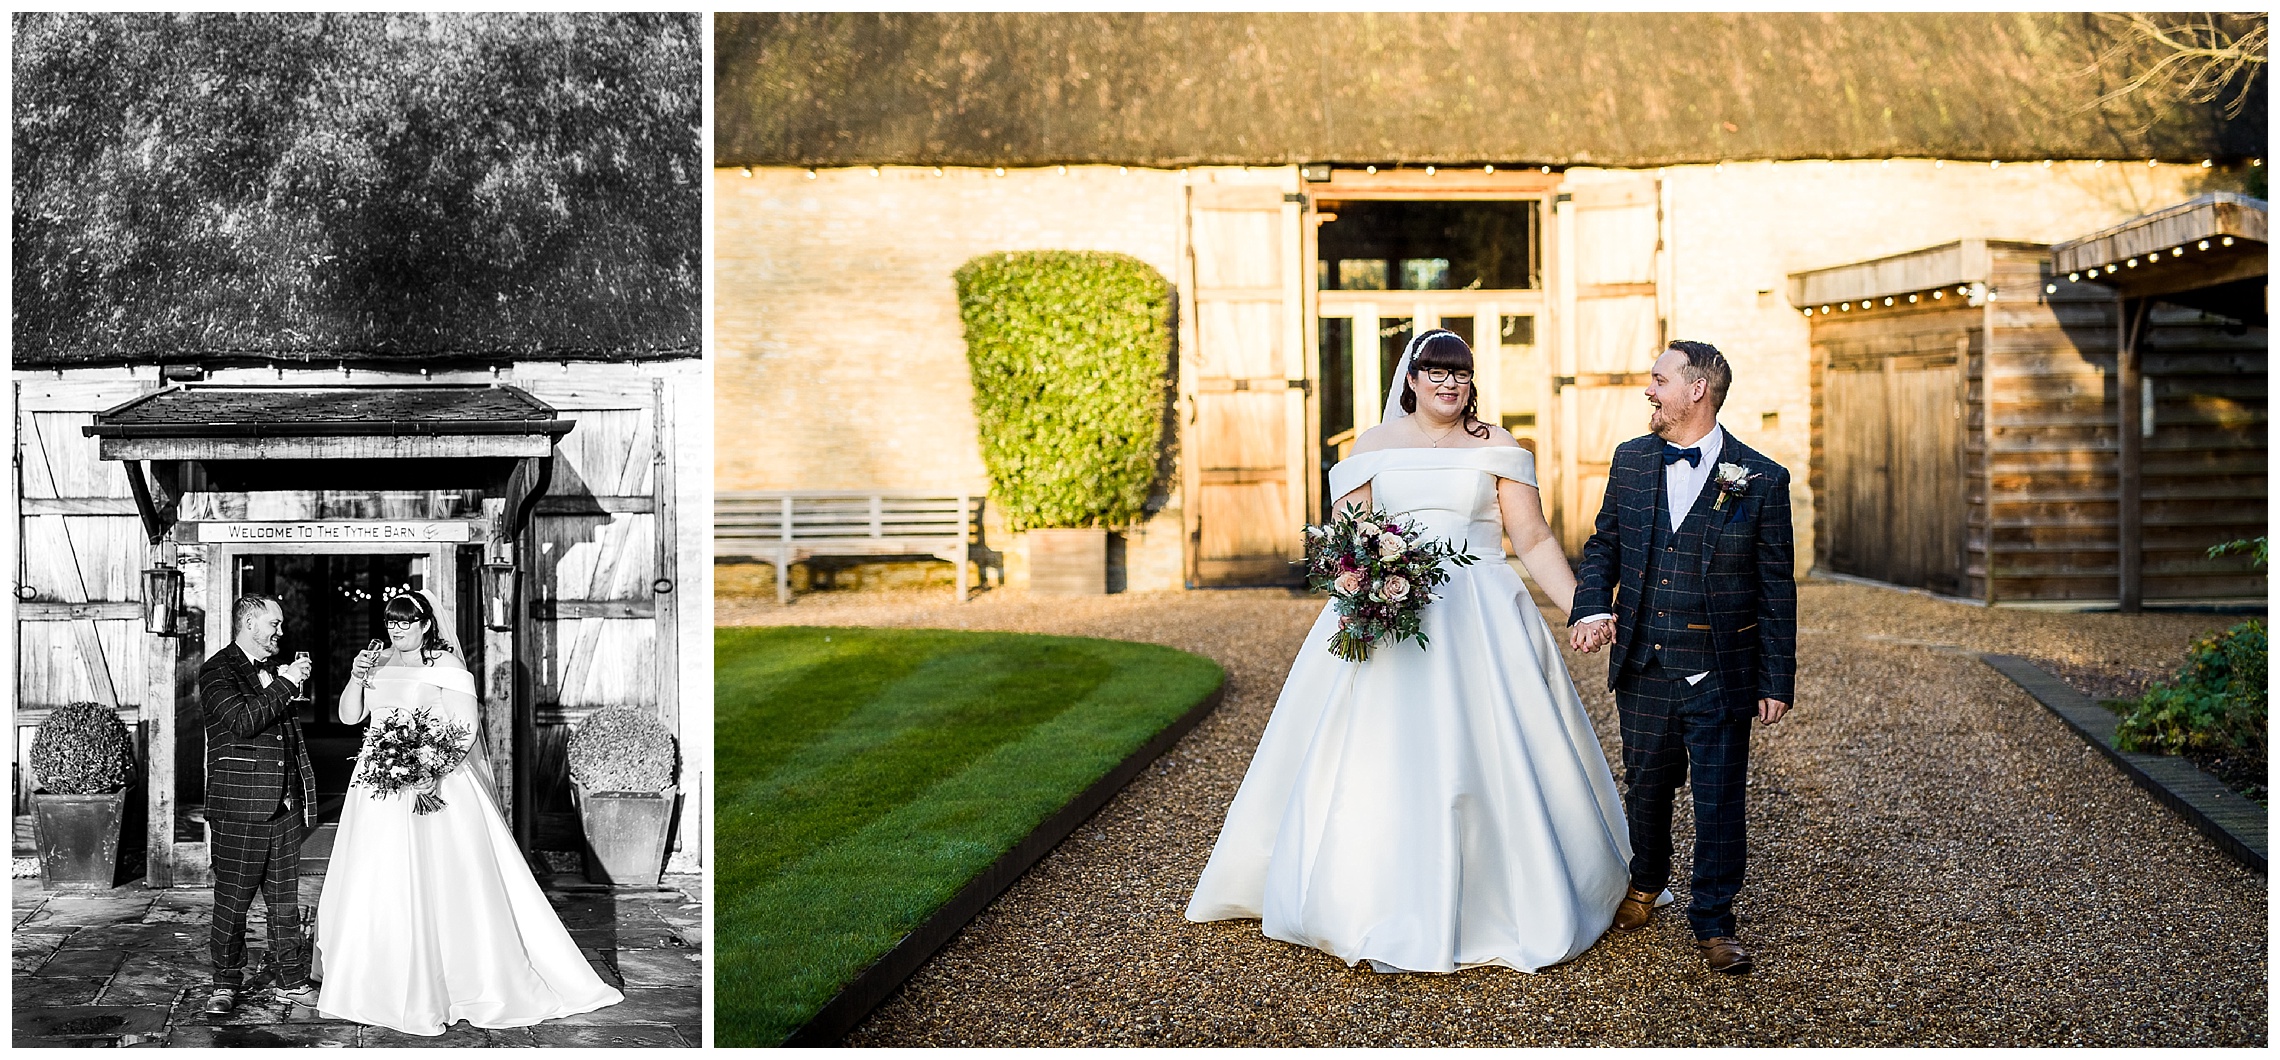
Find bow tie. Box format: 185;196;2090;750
1662;444;1702;468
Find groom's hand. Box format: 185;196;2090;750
1757;698;1789;725
1569;618;1613;653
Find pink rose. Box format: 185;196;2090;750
1379;574;1411;602
1334;570;1365;596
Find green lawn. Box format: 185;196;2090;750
712;625;1226;1046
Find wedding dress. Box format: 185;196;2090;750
315;661;622;1035
1186;445;1638;973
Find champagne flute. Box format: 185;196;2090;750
360;638;385;688
289;651;312;704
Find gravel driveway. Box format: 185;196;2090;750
718;579;2266;1047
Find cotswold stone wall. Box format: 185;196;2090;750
719;158;2217;584
714;164;1191;590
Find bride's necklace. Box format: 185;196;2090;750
1420;418;1463;447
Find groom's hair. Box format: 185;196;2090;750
1666;340;1731;410
231;593;281;635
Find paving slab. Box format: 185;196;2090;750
352;1022;525;1047
17;976;109;1007
14;931;69;974
167;1023;363;1048
528;1024;692;1048
19;895;154;929
613;946;703;986
14;1005;170;1042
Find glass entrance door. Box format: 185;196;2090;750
1314;198;1550;517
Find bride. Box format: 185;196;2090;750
315;590;622;1034
1186;329;1656;974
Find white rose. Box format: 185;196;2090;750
1355;520;1380;538
1380;574;1412;602
1377;533;1407;560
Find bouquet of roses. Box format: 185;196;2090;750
351;706;472;814
1303;506;1478;662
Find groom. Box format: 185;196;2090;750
1568;340;1796;975
196;593;319;1014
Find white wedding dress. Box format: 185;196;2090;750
315;662;622;1035
1186;446;1637;973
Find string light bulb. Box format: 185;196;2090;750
1484;164;1495;173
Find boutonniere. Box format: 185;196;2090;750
1711;462;1761;512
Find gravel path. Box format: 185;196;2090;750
718;580;2266;1047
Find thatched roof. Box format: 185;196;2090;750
716;12;2266;169
13;12;701;367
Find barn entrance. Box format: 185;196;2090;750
209;551;474;836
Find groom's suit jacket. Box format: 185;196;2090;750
198;643;318;829
1569;431;1797;715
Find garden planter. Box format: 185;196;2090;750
573;782;675;886
32;791;127;891
1027;528;1107;595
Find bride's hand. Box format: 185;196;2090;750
349;649;379;682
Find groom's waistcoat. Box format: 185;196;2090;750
1634;477;1720;679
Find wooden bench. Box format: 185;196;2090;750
715;491;985;603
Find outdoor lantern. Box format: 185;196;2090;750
142;565;185;636
480;560;518;632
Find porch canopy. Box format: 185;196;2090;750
83;383;574;543
2053;192;2268;325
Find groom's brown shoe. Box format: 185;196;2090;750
1696;936;1755;974
1612;888;1658;931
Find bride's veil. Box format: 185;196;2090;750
1381;328;1457;427
410;588;465;661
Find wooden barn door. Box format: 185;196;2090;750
14;378;167;878
1182;176;1310;586
1553;178;1663;551
1823;356;1964;593
519;376;679;849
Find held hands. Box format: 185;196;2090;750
1568;617;1615;654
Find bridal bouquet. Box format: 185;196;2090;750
351;707;471;814
1303;506;1478;662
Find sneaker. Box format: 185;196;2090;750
273;982;321;1007
202;987;238;1015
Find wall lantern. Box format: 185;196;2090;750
480;561;518;632
143;565;186;636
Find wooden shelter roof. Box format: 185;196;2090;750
13;13;701;368
1788;239;2050;311
87;385;571;438
716;12;2266;168
2054;193;2268;323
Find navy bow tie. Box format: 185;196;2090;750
1662;444;1702;468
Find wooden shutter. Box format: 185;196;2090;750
1555;178;1663;551
1182;177;1310;586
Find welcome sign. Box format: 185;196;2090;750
179;521;476;544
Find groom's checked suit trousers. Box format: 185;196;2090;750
1572;431;1797;942
199;643;318;990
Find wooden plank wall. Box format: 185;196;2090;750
2135;306;2267;599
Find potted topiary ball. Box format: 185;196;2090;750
564;706;678;886
29;701;137;891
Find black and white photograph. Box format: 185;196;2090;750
12;12;706;1047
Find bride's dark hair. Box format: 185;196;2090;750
383;593;453;664
1400;330;1492;439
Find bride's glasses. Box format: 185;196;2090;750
385;619;420;630
1418;368;1473;385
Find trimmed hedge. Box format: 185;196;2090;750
31;702;136;795
955;251;1173;531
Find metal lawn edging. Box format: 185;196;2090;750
1981;653;2265;874
781;676;1229;1046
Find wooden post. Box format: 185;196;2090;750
650;377;679;740
480;496;517;822
2117;297;2147;613
146;537;179;888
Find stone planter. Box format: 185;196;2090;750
1026;527;1108;595
32;791;127;891
573;782;675;886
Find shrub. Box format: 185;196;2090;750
566;706;678;794
2115;620;2267;759
955;250;1173;531
30;702;136;795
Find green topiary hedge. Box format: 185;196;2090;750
955;250;1173;531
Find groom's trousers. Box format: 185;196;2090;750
209;807;307;990
1615;659;1752;940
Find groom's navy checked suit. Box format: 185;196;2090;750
198;643;317;990
1571;430;1796;940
